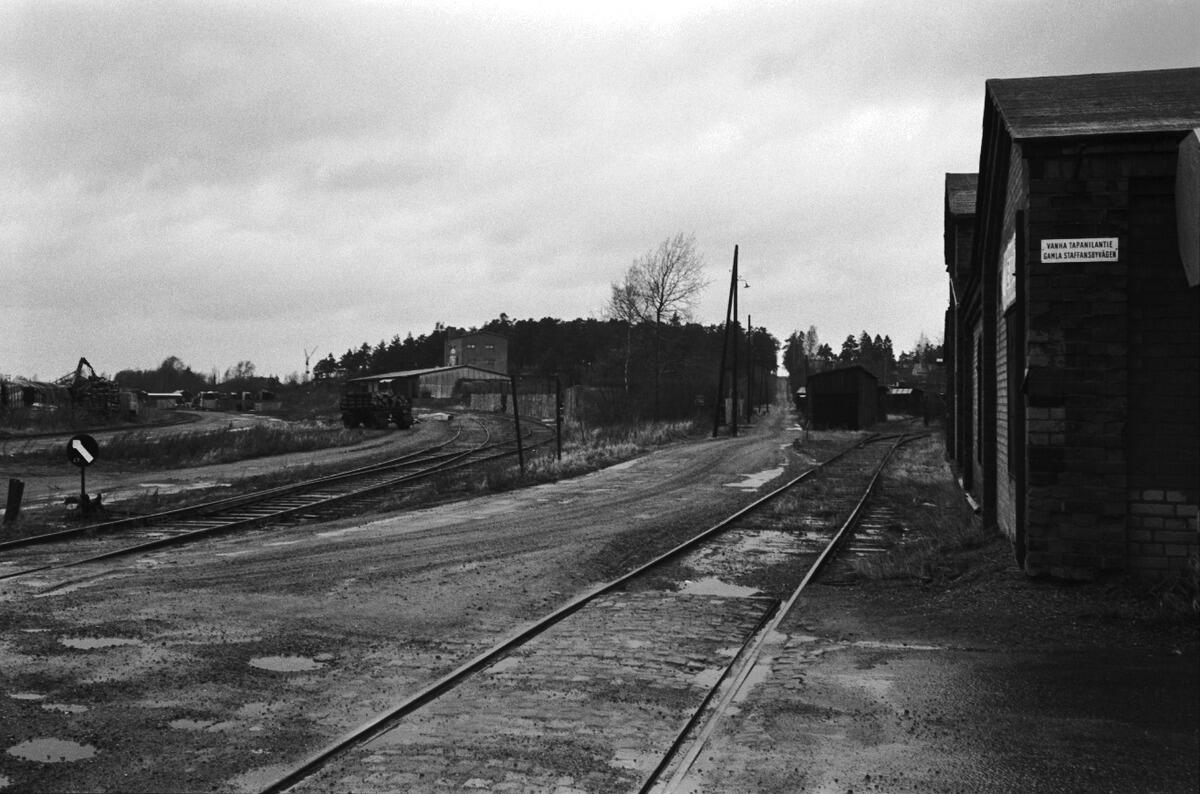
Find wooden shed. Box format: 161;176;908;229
806;366;880;430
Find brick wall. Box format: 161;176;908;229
1124;145;1200;574
1021;136;1198;578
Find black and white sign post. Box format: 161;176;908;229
67;433;100;514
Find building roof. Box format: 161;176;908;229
986;68;1200;140
348;365;507;382
944;173;977;216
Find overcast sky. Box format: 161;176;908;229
3;0;1196;381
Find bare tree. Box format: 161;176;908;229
608;232;709;417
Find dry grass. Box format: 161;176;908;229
5;421;367;469
848;435;992;582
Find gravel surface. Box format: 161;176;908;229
1;413;799;792
3;412;1194;793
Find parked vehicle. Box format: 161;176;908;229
339;377;414;429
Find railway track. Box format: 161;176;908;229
0;413;552;582
256;431;919;794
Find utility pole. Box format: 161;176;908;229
713;245;737;438
746;315;753;424
731;254;740;438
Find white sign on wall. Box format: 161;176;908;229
1040;237;1119;262
1000;231;1017;309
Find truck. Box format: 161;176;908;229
339;376;415;429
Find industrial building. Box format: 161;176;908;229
349;365;509;400
945;67;1200;579
444;331;508;373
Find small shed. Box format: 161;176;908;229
806;366;880;430
883;385;924;416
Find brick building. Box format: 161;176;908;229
444;331;508;373
947;68;1200;579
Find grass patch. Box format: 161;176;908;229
4;421;369;469
848;435;992;583
456;418;700;493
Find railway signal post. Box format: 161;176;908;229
66;433;100;515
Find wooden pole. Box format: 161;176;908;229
724;251;734;438
713;245;737;437
510;375;525;475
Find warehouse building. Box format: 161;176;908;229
947;67;1200;579
350;365;508;401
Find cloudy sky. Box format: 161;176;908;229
3;0;1196;381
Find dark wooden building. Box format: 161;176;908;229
947;68;1200;580
806;366;880;430
943;173;977;468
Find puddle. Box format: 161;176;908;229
249;655;324;672
724;467;784;490
9;693;45;701
6;738;96;763
488;656;522;674
677;577;761;598
168;718;206;730
733;663;772;702
59;637;143;650
42;704;88;714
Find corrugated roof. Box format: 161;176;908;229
945;173;977;216
349;365;507;382
987;68;1200;140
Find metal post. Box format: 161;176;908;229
4;478;24;524
510;375;525;475
555;376;563;461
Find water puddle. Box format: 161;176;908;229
693;667;725;688
59;637;143;650
42;704;88;714
9;692;45;701
6;738;96;763
249;655;323;672
488;656;522;674
724;467;784;490
677;577;761;598
168;718;234;731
